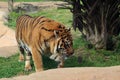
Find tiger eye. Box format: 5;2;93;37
58;25;62;28
62;40;64;42
59;30;62;32
47;20;51;22
63;27;65;29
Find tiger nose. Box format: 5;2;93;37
70;50;74;55
70;52;74;55
67;51;74;57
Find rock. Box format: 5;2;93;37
14;3;39;13
0;66;120;80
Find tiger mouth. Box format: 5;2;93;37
50;53;68;62
49;54;60;62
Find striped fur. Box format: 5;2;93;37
16;15;74;72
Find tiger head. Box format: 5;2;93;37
50;28;74;62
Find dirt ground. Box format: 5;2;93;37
0;1;120;80
1;66;120;80
0;6;18;57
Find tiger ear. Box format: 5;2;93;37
54;30;59;38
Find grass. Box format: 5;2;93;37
0;54;58;78
1;8;120;78
71;37;120;67
0;54;24;78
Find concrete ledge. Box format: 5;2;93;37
1;66;120;80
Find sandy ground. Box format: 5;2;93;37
0;1;120;80
0;3;18;57
1;66;120;80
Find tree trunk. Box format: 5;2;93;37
8;0;14;12
70;0;120;50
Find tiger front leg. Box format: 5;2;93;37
57;58;64;68
50;54;64;68
31;47;43;72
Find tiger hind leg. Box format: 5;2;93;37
18;46;25;62
25;52;32;71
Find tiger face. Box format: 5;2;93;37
50;29;74;64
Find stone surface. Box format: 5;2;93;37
14;3;39;13
1;66;120;80
0;21;18;57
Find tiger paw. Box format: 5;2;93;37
50;54;58;60
25;66;32;71
18;59;24;62
57;64;64;68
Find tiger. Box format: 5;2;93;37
15;15;74;72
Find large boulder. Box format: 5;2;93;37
0;66;120;80
14;3;39;13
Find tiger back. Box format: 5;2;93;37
16;15;74;72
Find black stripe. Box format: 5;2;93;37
58;25;62;28
39;46;44;54
41;27;54;32
44;40;48;48
32;16;45;29
56;39;62;53
47;20;52;22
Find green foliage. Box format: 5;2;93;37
73;37;88;49
0;54;57;78
114;34;120;52
5;12;21;29
0;54;24;78
72;36;120;67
